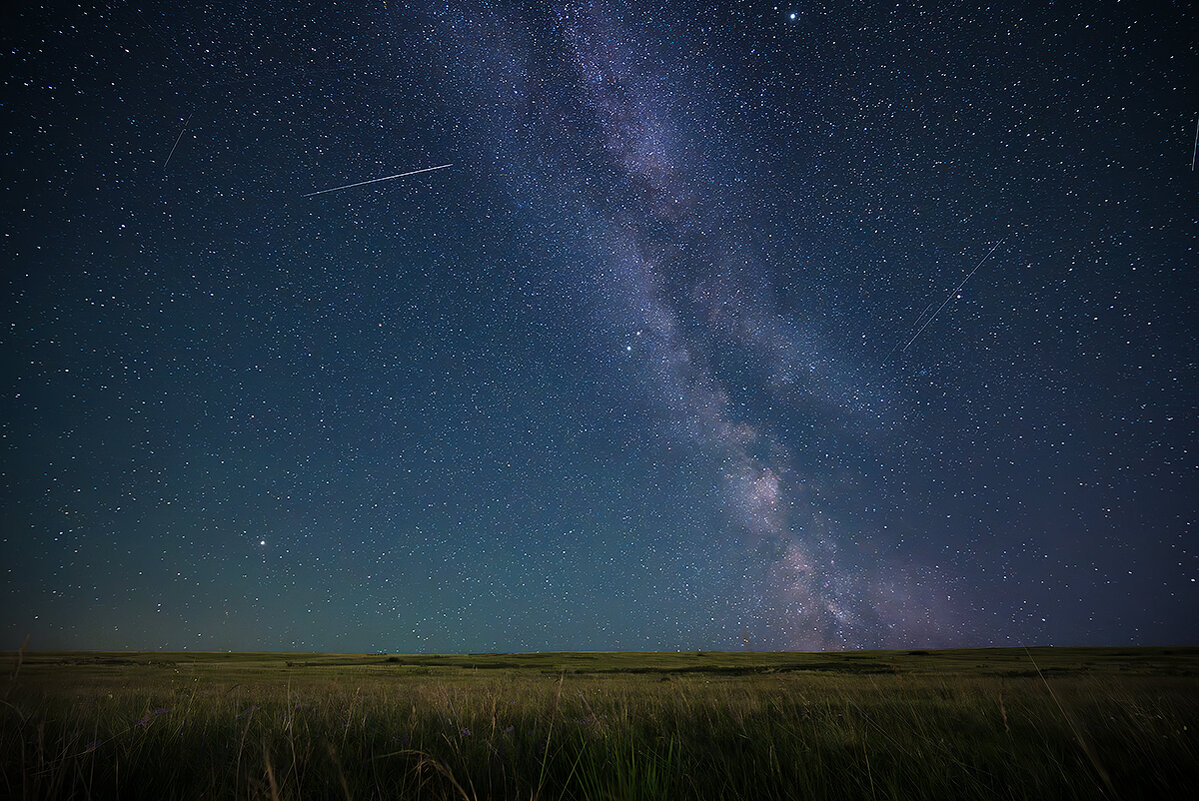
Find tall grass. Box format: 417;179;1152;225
1;651;1195;800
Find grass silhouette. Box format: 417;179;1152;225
2;646;1196;799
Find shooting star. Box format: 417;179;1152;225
162;112;193;170
900;238;1005;353
302;163;452;198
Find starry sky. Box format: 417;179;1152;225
2;1;1195;653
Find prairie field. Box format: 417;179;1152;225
2;647;1196;800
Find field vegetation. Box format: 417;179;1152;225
2;646;1196;799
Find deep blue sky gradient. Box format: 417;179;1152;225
2;1;1195;651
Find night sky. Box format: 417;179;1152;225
3;1;1195;653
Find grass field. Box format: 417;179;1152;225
2;646;1196;799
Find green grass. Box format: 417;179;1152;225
2;647;1196;799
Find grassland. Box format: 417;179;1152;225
2;646;1196;799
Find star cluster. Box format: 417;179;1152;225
2;1;1194;651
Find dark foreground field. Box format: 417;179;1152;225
2;647;1196;800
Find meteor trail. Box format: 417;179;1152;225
901;238;1005;353
162;113;192;170
302;163;452;198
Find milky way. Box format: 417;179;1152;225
436;3;962;648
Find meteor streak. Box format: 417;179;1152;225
302;163;452;198
162;113;193;170
901;238;1005;353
